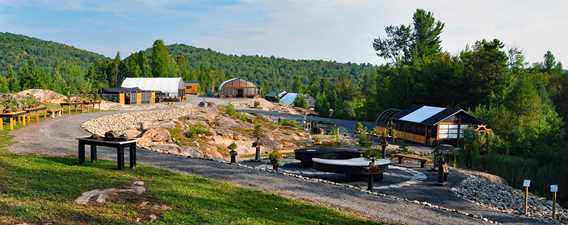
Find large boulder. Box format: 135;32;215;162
138;128;172;147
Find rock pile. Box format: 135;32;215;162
82;106;192;137
454;175;567;223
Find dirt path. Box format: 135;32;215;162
8;112;542;225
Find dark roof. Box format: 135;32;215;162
394;105;483;126
185;80;199;84
265;91;280;98
99;87;145;94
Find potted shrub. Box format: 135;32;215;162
313;135;321;145
228;142;238;163
268;150;282;171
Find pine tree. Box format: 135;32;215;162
109;52;121;86
0;74;9;93
151;40;171;77
6;66;20;92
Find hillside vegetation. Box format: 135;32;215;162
0;32;107;73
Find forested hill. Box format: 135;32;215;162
0;32;107;73
129;43;378;92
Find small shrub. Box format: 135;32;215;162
225;103;236;116
184;124;211;138
363;147;382;159
293;94;308;108
278;119;300;128
269;150;282;164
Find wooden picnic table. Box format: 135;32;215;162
77;136;137;170
0;111;27;130
24;106;48;123
60;101;101;114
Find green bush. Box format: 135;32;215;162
363;147;381;159
225;103;236;116
278;119;300;128
293;94;308;108
269;150;282;164
184;124;211;138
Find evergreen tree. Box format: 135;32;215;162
151;40;171;77
109;52;121;86
411;9;445;60
0;74;9;93
6;66;20;92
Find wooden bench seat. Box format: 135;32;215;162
393;153;431;168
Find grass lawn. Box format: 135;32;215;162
0;131;379;225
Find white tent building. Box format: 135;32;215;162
121;77;184;97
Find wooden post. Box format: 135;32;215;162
136;92;142;105
523;179;531;215
524;187;529;215
552;191;557;219
551;184;558;219
119;93;125;104
35;112;40;122
9;117;14;130
0;118;3;130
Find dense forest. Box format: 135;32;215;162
1;9;568;205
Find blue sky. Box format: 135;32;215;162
1;0;568;65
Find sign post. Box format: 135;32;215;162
551;185;558;219
523;180;531;215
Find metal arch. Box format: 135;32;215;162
375;108;401;127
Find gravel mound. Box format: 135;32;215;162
454;175;567;224
82;106;192;136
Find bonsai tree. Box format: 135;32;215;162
268;150;282;171
228;142;238;163
253;124;264;161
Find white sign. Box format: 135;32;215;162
523;180;531;187
551;185;559;193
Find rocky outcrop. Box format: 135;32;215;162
75;181;146;205
83;106;310;160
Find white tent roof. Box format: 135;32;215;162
121;77;183;94
399;106;446;123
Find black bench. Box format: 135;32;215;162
77;137;137;169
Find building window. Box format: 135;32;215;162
438;124;469;139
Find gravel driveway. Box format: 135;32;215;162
8;112;545;225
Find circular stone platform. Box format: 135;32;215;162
312;157;391;177
294;146;363;167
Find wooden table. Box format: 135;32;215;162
0;111;27;130
77;137;137;170
24;106;48;123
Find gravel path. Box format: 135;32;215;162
8;112;545;225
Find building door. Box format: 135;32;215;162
237;89;244;97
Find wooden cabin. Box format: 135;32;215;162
375;105;485;145
99;87;156;105
184;81;200;95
